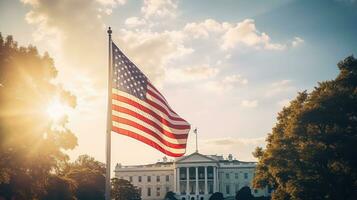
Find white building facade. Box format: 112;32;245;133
114;152;270;200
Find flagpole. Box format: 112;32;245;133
105;26;113;200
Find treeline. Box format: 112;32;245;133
252;56;357;200
0;34;140;200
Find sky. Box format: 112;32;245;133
1;0;357;170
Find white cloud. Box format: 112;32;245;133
125;17;146;27
204;74;248;92
277;98;291;108
221;19;286;50
96;0;126;6
291;36;304;47
201;137;266;161
265;79;295;97
114;29;194;84
182;18;299;51
141;0;178;19
241;100;258;108
166;64;219;83
184;19;225;39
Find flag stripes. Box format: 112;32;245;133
111;42;190;157
112;89;189;156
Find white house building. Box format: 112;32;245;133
114;152;270;200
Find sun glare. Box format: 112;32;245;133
46;100;67;121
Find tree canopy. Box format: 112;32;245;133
111;178;141;200
62;155;106;200
209;192;224;200
253;56;357;200
236;186;254;200
164;191;178;200
0;33;77;199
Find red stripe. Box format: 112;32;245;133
112;93;188;123
145;98;181;121
112;126;185;157
112;105;189;135
148;82;168;103
112;116;187;148
147;89;178;115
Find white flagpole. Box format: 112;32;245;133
105;27;113;200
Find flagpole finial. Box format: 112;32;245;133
107;27;112;36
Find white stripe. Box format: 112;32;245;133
112;89;189;126
113;110;189;135
112;122;186;154
148;84;169;104
146;90;180;118
112;111;189;143
112;98;189;128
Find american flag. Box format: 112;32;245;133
111;42;190;157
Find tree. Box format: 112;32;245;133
253;56;357;200
209;192;224;200
111;178;141;200
0;34;77;199
42;175;76;200
62;155;105;200
164;191;178;200
235;186;254;200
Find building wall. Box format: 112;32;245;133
115;156;270;200
115;164;174;200
218;165;268;198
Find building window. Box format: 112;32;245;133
226;173;230;179
138;176;142;182
157;176;160;182
147;176;151;182
138;187;142;195
147;187;151;196
235;173;238;179
244;173;248;179
226;185;230;194
180;168;187;180
156;187;160;196
129;176;133;182
166;175;170;182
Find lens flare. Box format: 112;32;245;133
46;100;67;121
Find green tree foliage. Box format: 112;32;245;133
42;175;76;200
62;155;105;200
253;56;357;200
0;34;77;199
164;191;178;200
209;192;224;200
111;178;141;200
236;186;254;200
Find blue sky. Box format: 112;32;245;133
1;0;356;166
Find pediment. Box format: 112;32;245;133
176;152;217;163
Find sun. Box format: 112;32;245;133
46;100;67;121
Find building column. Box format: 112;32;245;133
174;167;177;193
213;167;217;193
177;167;180;195
195;167;199;195
186;167;189;195
204;166;208;194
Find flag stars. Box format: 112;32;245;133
112;44;148;100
